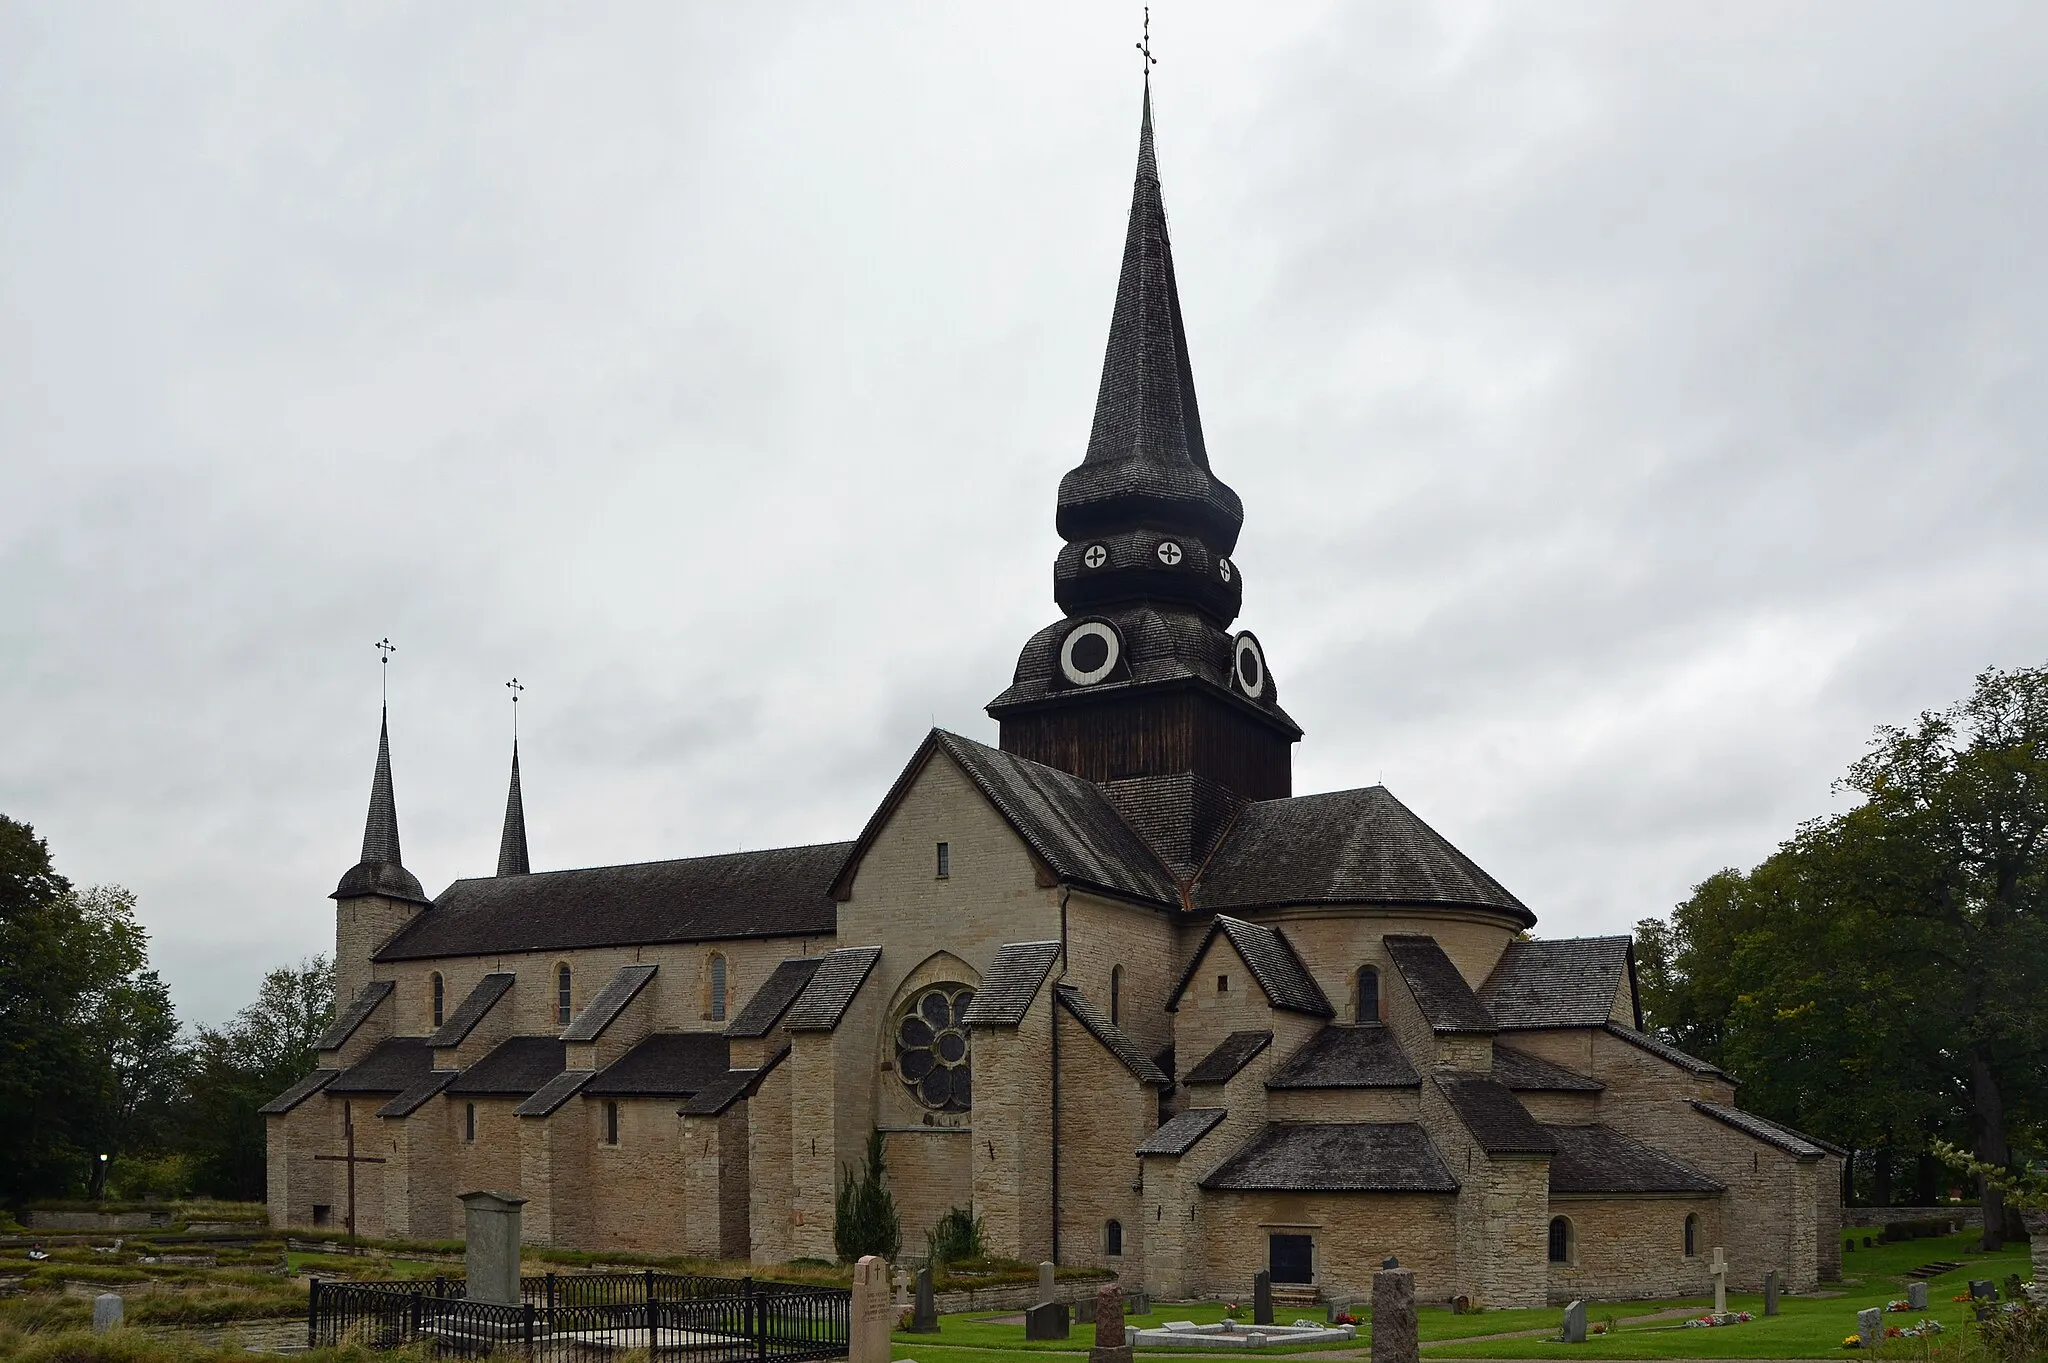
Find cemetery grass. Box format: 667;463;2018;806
895;1300;1364;1354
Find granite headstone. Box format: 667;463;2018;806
1089;1283;1133;1363
1025;1302;1070;1341
1371;1267;1417;1363
1252;1270;1273;1326
909;1265;939;1333
1561;1300;1586;1345
1856;1307;1881;1349
1763;1270;1779;1317
92;1294;123;1333
1907;1281;1928;1311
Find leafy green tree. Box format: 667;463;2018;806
0;816;83;1201
183;957;333;1200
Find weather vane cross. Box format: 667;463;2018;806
1136;6;1157;81
375;638;395;703
506;677;525;739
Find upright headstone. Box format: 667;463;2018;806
1856;1307;1881;1349
1560;1300;1586;1344
92;1293;124;1333
1252;1270;1274;1326
1131;1289;1149;1317
1763;1270;1779;1317
458;1190;527;1306
1907;1281;1928;1311
851;1257;894;1363
1970;1279;1997;1301
893;1266;910;1311
1370;1267;1417;1363
1039;1261;1056;1306
1024;1302;1070;1341
909;1265;939;1333
1090;1282;1133;1363
1709;1247;1728;1317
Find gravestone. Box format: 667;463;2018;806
1024;1301;1070;1341
1856;1307;1881;1349
1560;1300;1586;1344
1907;1281;1928;1311
1252;1269;1273;1326
1131;1289;1149;1316
893;1266;910;1311
1763;1270;1779;1317
458;1190;527;1306
1709;1247;1728;1317
909;1265;939;1333
92;1293;123;1333
1038;1261;1056;1306
1970;1279;1997;1301
851;1257;894;1363
1370;1266;1417;1363
1089;1283;1133;1363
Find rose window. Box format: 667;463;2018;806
896;984;975;1112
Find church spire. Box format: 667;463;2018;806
333;706;429;904
496;741;530;877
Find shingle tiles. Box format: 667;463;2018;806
961;941;1063;1028
1137;1108;1227;1157
327;1037;435;1094
512;1069;593;1118
1605;1023;1729;1079
1384;936;1497;1035
584;1033;731;1098
1265;1026;1420;1090
679;1045;791;1118
1200;1123;1459;1193
1480;938;1635;1030
427;973;514;1048
725;958;824;1039
258;1069;339;1116
1056;984;1169;1086
560;963;658;1042
1491;1045;1604;1093
1546;1124;1725;1194
783;946;883;1033
1182;1031;1273;1086
378;1070;459;1118
445;1036;566;1097
1691;1102;1845;1158
1436;1075;1556;1155
1171;916;1334;1018
316;979;393;1052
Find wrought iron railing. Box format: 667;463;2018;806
309;1273;850;1361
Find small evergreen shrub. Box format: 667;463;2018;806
832;1131;901;1265
925;1207;984;1266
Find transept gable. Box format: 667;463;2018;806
1167;915;1333;1018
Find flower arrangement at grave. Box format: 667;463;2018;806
1329;1311;1358;1326
1841;1333;1862;1349
1885;1299;1914;1312
1682;1311;1754;1327
1221;1302;1241;1321
1953;1292;1977;1303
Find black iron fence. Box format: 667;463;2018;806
309;1273;850;1361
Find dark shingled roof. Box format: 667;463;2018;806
1183;1031;1273;1086
835;733;1177;907
328;1037;435;1095
1547;1124;1725;1194
446;1036;565;1097
373;842;848;962
427;973;514;1048
497;743;530;878
514;1070;593;1118
1436;1075;1556;1155
378;1070;458;1118
259;1069;338;1116
679;1045;790;1118
1480;937;1636;1030
1384;937;1496;1034
584;1033;730;1098
1266;1026;1421;1090
784;946;882;1033
317;979;394;1052
1692;1102;1845;1158
725;958;824;1039
333;711;429;905
1056;984;1170;1085
561;963;658;1042
1171;916;1334;1018
961;941;1064;1028
1138;1107;1228;1157
1201;1123;1459;1193
1605;1023;1729;1079
1193;787;1532;925
1492;1045;1604;1093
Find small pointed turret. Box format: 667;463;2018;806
332;707;429;904
496;742;530;877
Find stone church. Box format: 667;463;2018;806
266;90;1843;1308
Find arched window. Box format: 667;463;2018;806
1105;1220;1124;1256
431;972;445;1028
1684;1213;1698;1258
1357;966;1381;1024
1110;966;1124;1026
556;964;573;1026
1548;1216;1571;1264
709;954;728;1021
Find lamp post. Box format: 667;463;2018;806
95;1153;109;1201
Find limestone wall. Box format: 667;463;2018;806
1194;1192;1459;1303
1257;910;1517;1031
1546;1197;1720;1302
1053;994;1156;1276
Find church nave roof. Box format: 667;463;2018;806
1200;1122;1459;1194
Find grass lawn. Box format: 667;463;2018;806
895;1231;2032;1363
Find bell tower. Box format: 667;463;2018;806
987;89;1300;804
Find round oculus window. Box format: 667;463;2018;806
1082;543;1109;569
1059;621;1121;686
1218;557;1233;583
1233;633;1266;698
1155;540;1184;566
896;984;975;1112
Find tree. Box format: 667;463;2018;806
67;886;188;1196
0;816;83;1201
832;1130;901;1264
1636;665;2048;1249
183;957;333;1200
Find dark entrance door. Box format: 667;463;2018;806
1268;1233;1313;1284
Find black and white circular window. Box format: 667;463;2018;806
896;984;975;1113
1082;543;1109;569
1218;557;1233;583
1232;632;1267;699
1155;540;1184;566
1059;620;1122;687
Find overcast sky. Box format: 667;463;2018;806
5;2;2045;1027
